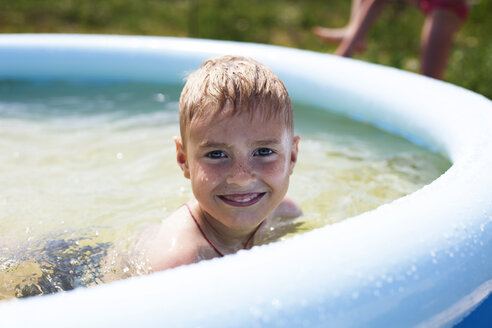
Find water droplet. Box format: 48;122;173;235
154;93;166;102
272;298;282;309
70;259;80;266
250;306;262;317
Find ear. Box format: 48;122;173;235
174;136;190;179
288;135;300;175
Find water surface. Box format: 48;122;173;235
0;82;451;300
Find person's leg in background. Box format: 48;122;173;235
334;0;388;57
419;0;468;79
312;0;366;51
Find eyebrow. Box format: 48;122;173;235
254;138;281;147
198;138;281;149
198;141;231;149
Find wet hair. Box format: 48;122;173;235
179;55;293;145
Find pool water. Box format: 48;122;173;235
0;82;451;300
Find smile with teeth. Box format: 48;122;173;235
218;192;266;207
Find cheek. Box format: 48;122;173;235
192;163;223;187
257;157;290;181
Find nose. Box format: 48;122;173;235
226;161;256;187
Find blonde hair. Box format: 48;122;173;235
179;55;293;145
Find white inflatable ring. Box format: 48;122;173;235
1;34;491;327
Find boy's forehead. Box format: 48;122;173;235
190;108;284;131
186;109;291;143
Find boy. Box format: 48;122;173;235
138;55;301;272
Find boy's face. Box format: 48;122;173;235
175;105;299;231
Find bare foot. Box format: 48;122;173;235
312;26;366;52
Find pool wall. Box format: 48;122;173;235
0;34;491;327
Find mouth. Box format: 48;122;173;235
218;192;266;207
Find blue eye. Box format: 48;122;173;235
207;150;226;159
255;148;274;156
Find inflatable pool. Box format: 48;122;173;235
0;34;491;327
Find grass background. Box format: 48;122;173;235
0;0;491;99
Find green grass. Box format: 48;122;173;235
1;0;491;98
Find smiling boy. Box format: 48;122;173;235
139;55;301;272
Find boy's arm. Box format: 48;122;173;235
134;211;201;272
146;243;198;272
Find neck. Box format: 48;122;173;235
187;201;262;255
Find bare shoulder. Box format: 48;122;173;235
271;196;303;219
134;206;201;272
256;196;302;244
